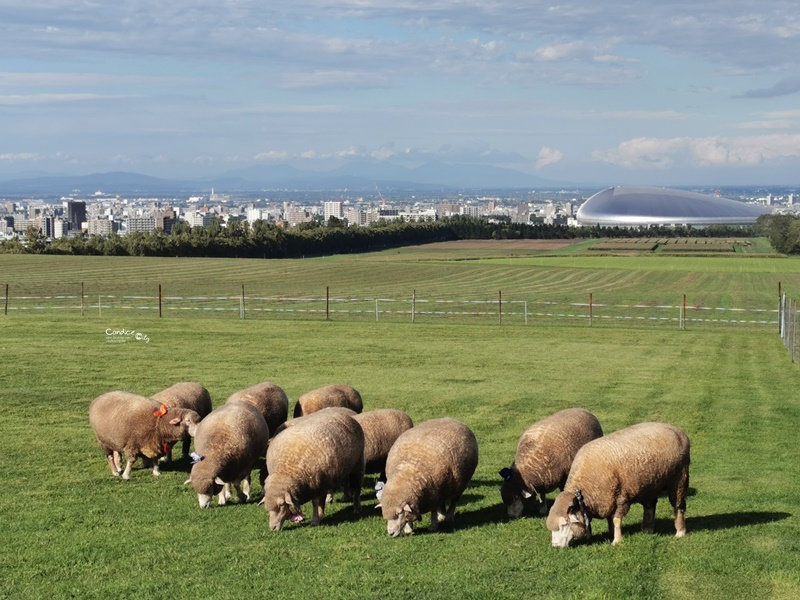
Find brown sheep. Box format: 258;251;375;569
292;384;363;418
262;408;365;530
353;409;414;481
225;381;288;437
378;418;478;537
89;391;201;479
500;408;603;518
546;421;690;547
151;382;212;460
186;401;269;508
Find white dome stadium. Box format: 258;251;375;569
576;186;769;227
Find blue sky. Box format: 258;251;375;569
2;1;800;186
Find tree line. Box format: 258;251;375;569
754;214;800;255
1;215;760;259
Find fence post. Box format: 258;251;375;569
412;289;416;323
81;282;85;316
99;295;102;318
524;300;528;325
375;299;379;322
589;293;593;327
779;283;783;335
4;283;8;315
780;293;786;339
682;294;687;330
326;286;330;321
240;284;245;319
158;284;162;318
498;290;502;325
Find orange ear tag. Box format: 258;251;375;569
153;403;169;417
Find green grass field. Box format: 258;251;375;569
2;243;800;599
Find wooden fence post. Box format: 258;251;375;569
412;289;416;323
326;286;330;321
4;283;8;315
240;284;245;319
158;284;162;318
589;293;593;327
498;290;502;324
81;282;85;316
683;294;687;330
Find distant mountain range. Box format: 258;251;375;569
0;161;569;196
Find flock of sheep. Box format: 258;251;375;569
89;381;690;546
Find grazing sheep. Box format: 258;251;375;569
186;400;270;508
89;391;201;479
378;418;479;537
292;384;363;418
500;408;603;518
262;408;365;530
546;421;690;547
151;382;212;460
353;409;414;481
225;381;289;437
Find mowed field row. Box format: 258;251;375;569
3;241;800;311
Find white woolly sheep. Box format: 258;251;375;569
186;400;270;508
378;417;478;537
89;391;201;479
225;381;288;437
546;421;690;547
151;382;212;460
353;409;414;481
500;408;602;518
292;384;363;418
262;408;365;530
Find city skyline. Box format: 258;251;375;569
2;1;800;186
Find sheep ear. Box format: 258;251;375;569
169;417;181;425
214;477;225;485
402;503;413;514
285;492;294;508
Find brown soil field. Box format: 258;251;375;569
410;239;582;250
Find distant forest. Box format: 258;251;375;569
1;215;762;259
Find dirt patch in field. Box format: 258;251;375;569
411;239;582;250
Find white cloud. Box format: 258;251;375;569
536;147;563;169
0;93;125;105
0;153;40;161
254;151;290;162
593;134;800;168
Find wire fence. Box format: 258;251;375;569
779;293;800;362
1;282;780;330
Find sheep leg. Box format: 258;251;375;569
105;451;122;476
121;454;138;480
428;508;441;532
311;496;325;525
611;504;630;544
347;468;363;514
444;496;461;522
238;476;251;502
642;500;657;533
670;468;689;538
537;492;549;516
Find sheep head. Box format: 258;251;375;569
547;489;592;548
499;465;532;518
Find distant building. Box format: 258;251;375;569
64;200;86;232
126;216;155;234
343;207;367;227
186;212;212;228
323;201;343;222
285;206;313;227
87;219;116;236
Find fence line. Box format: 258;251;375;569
0;283;781;329
779;293;799;362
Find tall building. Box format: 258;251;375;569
323;201;343;222
64;200;87;232
126;216;155;234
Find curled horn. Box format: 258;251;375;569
574;489;592;538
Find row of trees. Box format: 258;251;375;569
754;214;800;254
1;215;760;259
